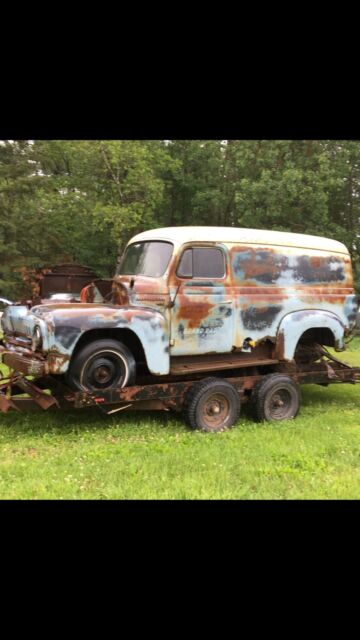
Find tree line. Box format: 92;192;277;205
1;139;360;298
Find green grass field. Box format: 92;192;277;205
1;340;360;499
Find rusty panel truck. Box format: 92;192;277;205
1;226;359;431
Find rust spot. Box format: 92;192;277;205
238;288;289;303
47;351;71;374
297;293;347;306
310;256;321;268
2;350;46;377
176;293;215;329
0;394;21;413
276;329;285;360
80;284;95;303
111;281;129;306
232;246;285;284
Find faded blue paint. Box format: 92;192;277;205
1;305;29;334
277;310;346;360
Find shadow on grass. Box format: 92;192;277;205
0;403;188;437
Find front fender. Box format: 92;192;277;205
276;309;345;361
32;304;170;376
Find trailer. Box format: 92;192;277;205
1;343;360;431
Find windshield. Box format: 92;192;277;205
116;241;173;277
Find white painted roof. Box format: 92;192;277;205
129;226;350;255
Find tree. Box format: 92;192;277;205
2;139;360;297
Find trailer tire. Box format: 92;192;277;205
252;374;300;422
184;377;241;432
66;339;136;393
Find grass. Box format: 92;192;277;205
1;339;360;499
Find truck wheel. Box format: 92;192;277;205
184;377;241;432
66;339;136;392
252;374;300;422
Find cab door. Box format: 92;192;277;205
170;245;235;356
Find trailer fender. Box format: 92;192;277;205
276;309;345;361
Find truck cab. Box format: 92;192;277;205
1;226;358;393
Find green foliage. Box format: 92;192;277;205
1;139;360;296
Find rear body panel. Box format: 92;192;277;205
167;238;356;358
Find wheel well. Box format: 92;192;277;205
296;327;335;349
71;328;148;370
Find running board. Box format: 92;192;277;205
170;353;279;376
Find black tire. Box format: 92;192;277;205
66;339;136;392
184;377;241;432
252;374;300;422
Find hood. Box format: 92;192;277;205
1;275;170;343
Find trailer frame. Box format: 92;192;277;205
1;343;360;429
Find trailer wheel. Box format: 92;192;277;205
66;339;136;392
184;377;241;432
252;374;300;422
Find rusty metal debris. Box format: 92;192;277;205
29;263;100;304
0;393;21;413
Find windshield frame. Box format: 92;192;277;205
116;240;174;278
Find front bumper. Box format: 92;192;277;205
0;345;47;377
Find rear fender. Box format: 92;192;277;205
276;310;345;361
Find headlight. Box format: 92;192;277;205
32;325;43;351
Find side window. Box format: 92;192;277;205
177;247;225;278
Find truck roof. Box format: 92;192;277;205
130;226;350;255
